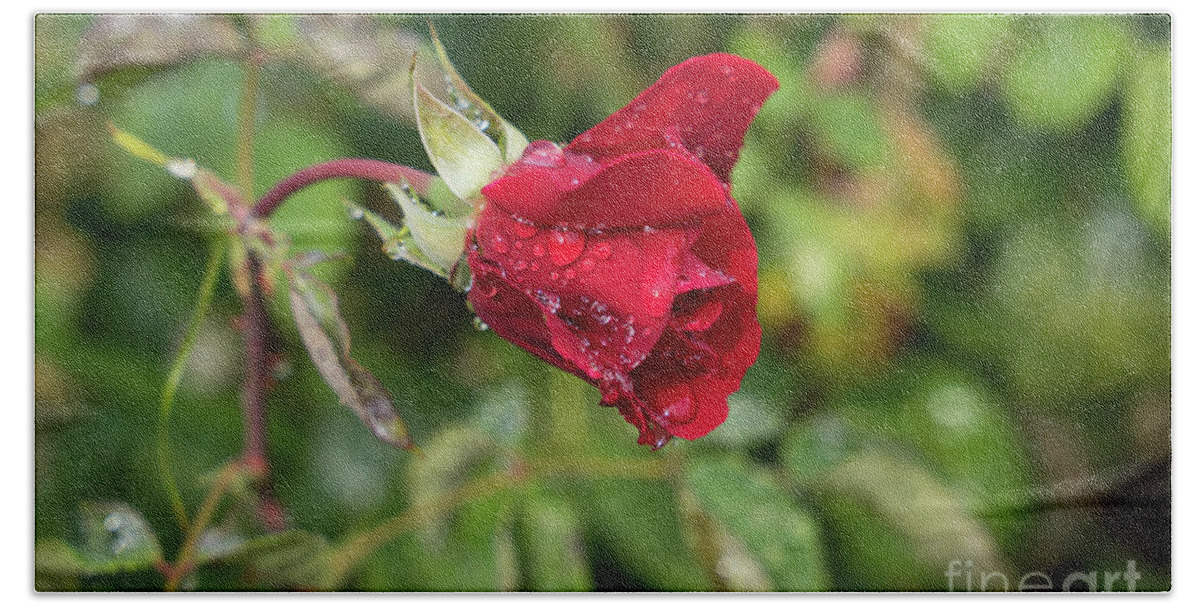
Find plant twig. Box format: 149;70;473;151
164;461;247;591
157;239;226;532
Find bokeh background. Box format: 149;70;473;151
35;14;1170;591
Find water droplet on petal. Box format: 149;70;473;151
593;242;612;259
513;220;539;239
695;90;709;105
533;289;561;313
491;232;510;254
522;140;565;167
473;317;489;331
548;230;585;266
513;259;527;271
721;65;734;76
659;385;697;424
531;243;546;257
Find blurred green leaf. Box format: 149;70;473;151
1122;43;1171;236
923;14;1010;92
684;455;829;591
221;530;335;590
814;450;1007;590
576;478;709;590
1002;16;1126;131
516;485;592;591
77;15;243;82
74;502;163;574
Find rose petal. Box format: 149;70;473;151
471;205;702;383
482;148;726;230
567;53;779;182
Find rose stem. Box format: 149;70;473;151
250;158;432;220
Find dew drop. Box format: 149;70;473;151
76;83;100;106
473;317;490;331
523;140;565;167
548;230;585;266
513;221;539;239
593;242;612;259
533;289;561;313
550;271;559;280
166;158;197;180
491;232;510;254
720;65;734;76
346;204;365;220
531;243;546;257
661;388;697;424
513;259;527;271
695;90;709;105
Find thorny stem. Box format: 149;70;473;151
250;158;434;219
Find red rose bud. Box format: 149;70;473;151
467;54;778;448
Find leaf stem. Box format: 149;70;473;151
157;239;226;532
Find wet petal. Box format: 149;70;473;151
568;53;779;182
482;148;726;230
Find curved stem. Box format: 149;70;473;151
251;159;435;219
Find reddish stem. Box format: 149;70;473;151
251;158;435;219
240;255;286;532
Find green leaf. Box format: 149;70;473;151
429;23;529;162
287;268;418;452
816;450;1006;591
414;82;504;201
517;485;592;591
684;455;829;591
397;425;517;591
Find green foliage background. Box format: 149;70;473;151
34;14;1170;591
